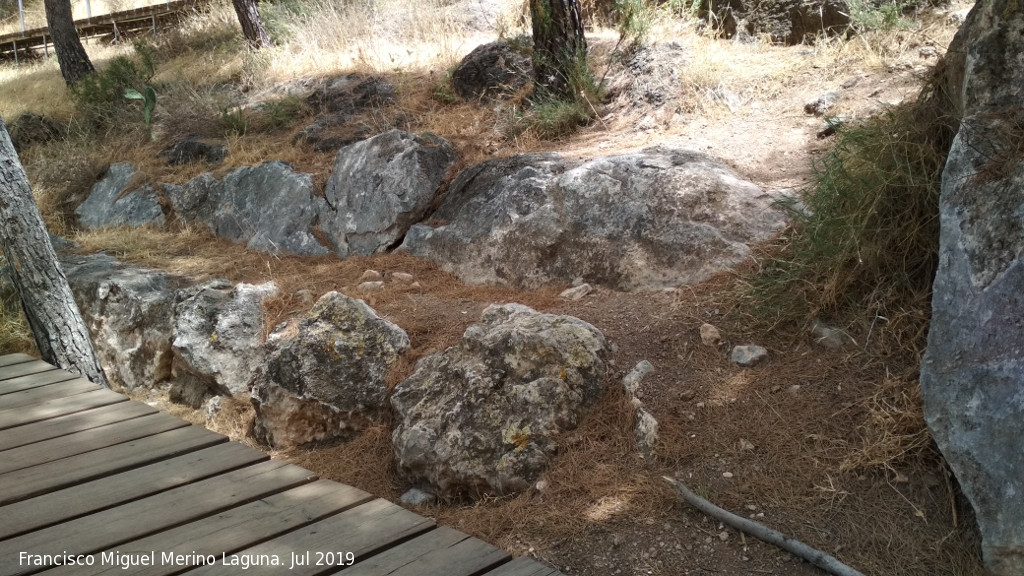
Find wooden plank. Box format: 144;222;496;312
184;499;435;576
341;526;509;576
0;360;55;382
0;353;37;368
0;388;126;430
0;442;263;538
0;368;81;395
481;557;566;576
0;378;98;410
0;425;229;508
0;401;155;451
55;481;374;576
0;412;188;474
0;460;316;576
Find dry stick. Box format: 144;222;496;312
662;476;865;576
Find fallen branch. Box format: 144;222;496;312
662;476;865;576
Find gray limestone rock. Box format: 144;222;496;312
170;281;277;406
166;162;327;256
401;148;786;290
921;1;1024;570
451;40;532;100
319;130;457;257
75;163;165;229
391;303;609;498
251;292;410;448
730;344;767;366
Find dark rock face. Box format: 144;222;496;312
75;163;165;229
319;130;457;257
251;292;410;448
401;147;786;290
165;161;327;256
451;40;532;100
697;0;850;45
921;1;1024;572
8;112;63;151
162;138;228;166
391;304;609;498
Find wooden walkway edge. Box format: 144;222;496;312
0;353;564;576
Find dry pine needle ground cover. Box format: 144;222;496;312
2;0;987;573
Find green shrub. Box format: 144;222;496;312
71;40;160;133
748;72;958;353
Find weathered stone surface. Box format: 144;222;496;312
319;130;457;257
921;1;1024;571
700;323;722;346
730;344;767;366
163;137;227;166
170;281;277;406
75;163;165;229
697;0;850;45
8;112;63;151
401;148;786;290
391;303;609;498
451;40;532;100
166;162;327;255
251;292;410;448
60;252;186;392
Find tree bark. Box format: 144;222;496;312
44;0;95;86
231;0;271;48
0;120;109;388
529;0;588;99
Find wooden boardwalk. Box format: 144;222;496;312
0;0;208;62
0;353;562;576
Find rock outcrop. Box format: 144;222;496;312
401;148;786;290
166;162;327;256
60;252;185;391
252;292;410;448
170;281;277;406
319;130;457;257
75;163;165;229
451;40;532;100
921;1;1024;572
391;304;609;498
697;0;849;45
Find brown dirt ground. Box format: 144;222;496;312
67;6;986;575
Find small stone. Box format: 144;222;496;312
623;360;655;394
202;395;222;420
804;91;841;116
722;472;734;478
400;488;437;506
739;438;755;451
840;76;859;89
559;283;593;301
409;281;422;290
295;289;314;305
535;480;549;492
699;323;721;346
789;385;802;393
357;281;384;292
392;271;414;283
718;531;729;541
359;269;383;282
810;318;854;349
730;345;768;366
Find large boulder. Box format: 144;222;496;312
697;0;850;45
75;163;165;229
921;1;1024;572
60;252;186;392
401;148;786;290
166;162;327;256
391;304;609;498
451;40;532;100
170;281;277;406
251;292;410;448
319;130;457;257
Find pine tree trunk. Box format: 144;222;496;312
529;0;588;99
231;0;271;48
44;0;94;85
0;121;109;388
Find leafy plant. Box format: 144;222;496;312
124;86;158;139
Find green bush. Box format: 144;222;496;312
748;72;957;353
71;41;160;133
